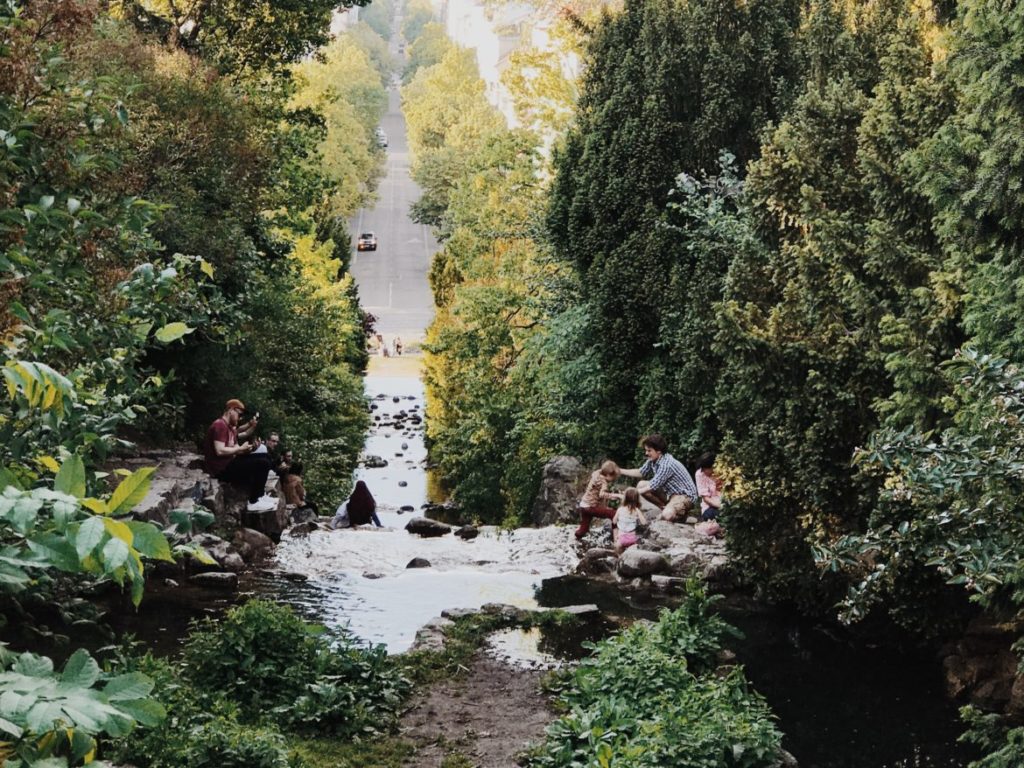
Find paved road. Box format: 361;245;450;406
350;84;437;342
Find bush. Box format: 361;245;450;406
181;600;410;737
525;588;781;768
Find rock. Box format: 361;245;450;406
406;557;431;568
670;552;702;576
289;521;319;536
455;525;479;540
163;578;179;588
531;456;589;526
395;453;404;457
441;607;479;620
400;505;415;512
289;506;317;525
393;396;400;402
232;528;274;562
363;571;386;579
481;603;531;622
282;571;308;582
405;517;452;537
558;604;600;616
412;617;452;651
401;442;409;449
651;574;688;592
189;572;238;591
578;555;617;575
618;548;669;578
363;455;389;468
398;480;408;487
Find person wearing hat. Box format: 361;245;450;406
203;398;275;511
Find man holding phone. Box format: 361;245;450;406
203;398;275;511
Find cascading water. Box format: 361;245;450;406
263;374;578;652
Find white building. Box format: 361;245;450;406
441;0;534;127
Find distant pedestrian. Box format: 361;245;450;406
395;336;403;356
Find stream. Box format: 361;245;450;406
254;371;975;768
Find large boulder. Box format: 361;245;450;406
618;548;669;578
232;527;275;562
405;517;452;537
239;496;288;542
189;571;238;591
531;456;589;526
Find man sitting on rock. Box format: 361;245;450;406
203;398;275;512
618;434;698;523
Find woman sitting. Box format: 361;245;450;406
332;480;382;528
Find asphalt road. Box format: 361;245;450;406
350;83;437;342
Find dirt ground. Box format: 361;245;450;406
399;653;556;768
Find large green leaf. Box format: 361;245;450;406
107;466;155;516
154;322;194;343
60;650;99;689
74;517;105;560
100;537;129;571
103;672;153;702
53;454;86;499
115;697;166;727
126;520;173;561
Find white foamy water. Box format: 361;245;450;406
268;374;580;652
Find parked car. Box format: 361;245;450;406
375;127;388;148
357;232;378;251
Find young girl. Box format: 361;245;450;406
575;460;624;540
613;487;647;554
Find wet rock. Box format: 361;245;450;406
577;548;618;575
455;525;479;540
405;517;452;537
400;505;415;512
189;572;238;591
370;404;378;410
651;574;688;592
233;527;274;562
393;396;400;402
441;607;479;620
289;506;318;525
421;500;461;520
412;617;452;651
289;521;319;536
618;548;669;578
363;571;386;579
363;455;389;468
558;604;600;616
398;480;408;487
401;442;409;449
670;552;702;576
395;453;404;457
481;603;531;622
279;571;307;582
531;456;589;526
406;557;431;568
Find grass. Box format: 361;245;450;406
288;735;415;768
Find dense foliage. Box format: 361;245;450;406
525;587;781;768
109;601;411;768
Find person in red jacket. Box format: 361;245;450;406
203;398;274;511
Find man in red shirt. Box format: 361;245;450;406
203;398;274;511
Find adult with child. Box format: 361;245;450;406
331;480;382;528
695;452;723;521
618;434;698;522
613;488;648;554
574;460;624;540
203;398;275;512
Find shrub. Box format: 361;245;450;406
526;588;781;768
181;600;410;737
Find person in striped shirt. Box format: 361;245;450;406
618;434;698;523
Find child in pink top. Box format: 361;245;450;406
695;452;722;521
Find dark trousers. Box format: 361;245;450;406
217;454;271;503
575;505;616;538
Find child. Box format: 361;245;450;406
695;452;722;521
574;460;624;540
613;487;647;554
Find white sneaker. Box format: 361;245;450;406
247;496;277;512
